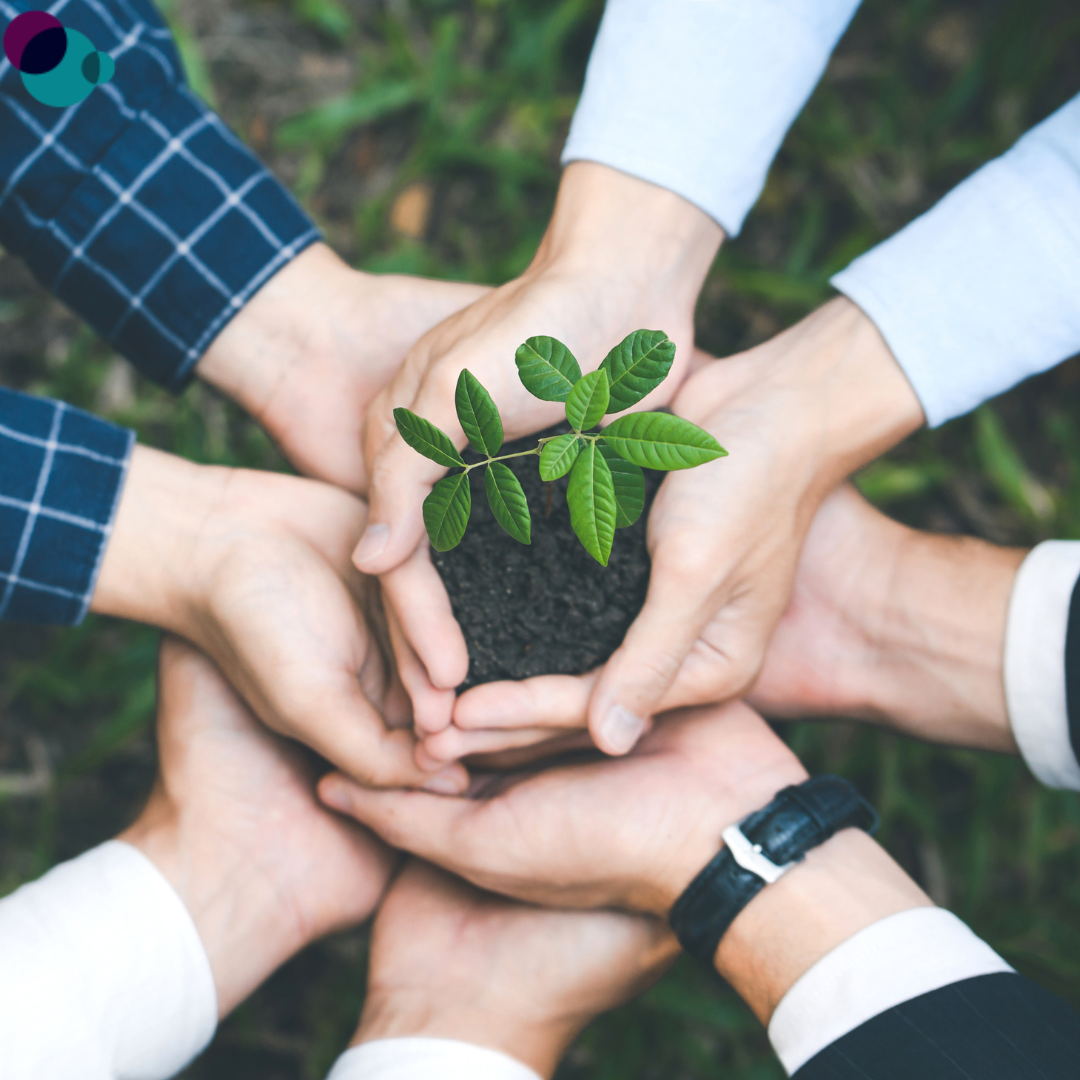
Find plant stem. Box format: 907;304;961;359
462;432;600;473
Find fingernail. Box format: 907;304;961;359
320;777;351;812
600;704;646;755
422;767;463;795
355;523;389;567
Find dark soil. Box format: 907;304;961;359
431;422;661;690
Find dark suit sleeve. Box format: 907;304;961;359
792;972;1080;1079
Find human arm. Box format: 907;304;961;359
0;636;395;1079
323;859;676;1080
0;1;484;492
318;702;1080;1076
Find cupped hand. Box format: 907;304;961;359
93;446;468;793
421;299;924;761
122;638;397;1016
354;163;723;737
356;859;677;1078
319;701;807;916
198;242;489;494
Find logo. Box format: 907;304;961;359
4;10;114;107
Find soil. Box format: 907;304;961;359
431;422;662;690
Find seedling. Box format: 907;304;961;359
394;330;727;566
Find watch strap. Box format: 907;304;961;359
669;775;879;969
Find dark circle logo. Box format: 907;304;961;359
3;11;114;107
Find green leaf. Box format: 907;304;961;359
455;370;503;456
394;408;465;468
484;462;531;544
567;443;617;566
601;413;727;470
515;336;582;402
599;443;645;528
599;329;676;412
423;472;472;551
565;368;610;431
538;432;582;480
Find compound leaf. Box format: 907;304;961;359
599;329;676;412
423;471;472;551
601;412;727;470
565;368;610;431
484;462;531;544
394;408;465;468
567;442;617;566
599;442;645;528
515;336;582;402
538;432;583;480
455;369;503;456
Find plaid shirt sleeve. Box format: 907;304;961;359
0;387;133;625
0;0;320;391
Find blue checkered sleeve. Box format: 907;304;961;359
0;0;320;390
0;387;134;624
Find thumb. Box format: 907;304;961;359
586;584;707;755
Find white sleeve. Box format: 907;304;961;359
767;907;1013;1075
0;840;218;1080
561;0;861;236
1004;541;1080;791
831;94;1080;427
325;1038;543;1080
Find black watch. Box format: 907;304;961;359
668;775;879;970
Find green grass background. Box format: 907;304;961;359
1;0;1079;1076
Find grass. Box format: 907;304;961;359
1;0;1079;1076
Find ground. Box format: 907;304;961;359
1;1;1079;1077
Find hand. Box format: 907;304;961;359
92;446;468;792
353;163;724;736
121;638;396;1016
319;701;929;1025
197;242;488;494
749;483;1024;753
355;860;677;1078
424;300;925;759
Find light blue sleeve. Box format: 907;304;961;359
832;95;1080;427
561;0;863;236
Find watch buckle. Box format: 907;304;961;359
721;824;795;884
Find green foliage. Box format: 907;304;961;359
564;367;609;430
539;432;583;480
484;461;531;544
567;441;617;565
601;412;728;471
423;471;472;550
515;336;583;401
398;332;724;560
393;407;466;468
456;369;504;456
599;329;676;412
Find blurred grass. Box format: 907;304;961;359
0;0;1079;1077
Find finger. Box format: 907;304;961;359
453;671;596;730
421;722;577;764
586;555;713;755
381;541;469;694
382;586;457;738
462;730;596;771
318;773;478;875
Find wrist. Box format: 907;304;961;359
527;162;723;325
121;798;307;1017
91;446;231;635
715;829;931;1024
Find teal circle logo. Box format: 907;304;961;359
4;11;114;107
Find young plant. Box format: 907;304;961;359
393;329;727;566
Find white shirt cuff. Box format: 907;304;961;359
1004;541;1080;790
562;0;860;236
0;840;218;1080
831;94;1080;426
767;907;1013;1075
326;1038;544;1080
